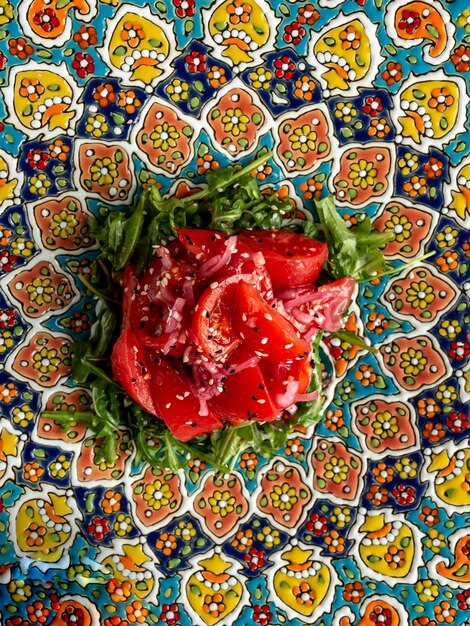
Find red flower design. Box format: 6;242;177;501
0;250;18;273
87;516;110;540
306;512;328;535
392;484;416;505
446;411;469;433
369;605;394;626
363;95;384;117
273;55;296;80
0;308;17;328
243;547;265;570
398;10;421;35
456;588;470;610
33;8;60;33
448;340;470;362
72;52;95;79
185;50;206;73
283;21;306;46
173;0;195;18
0;52;6;71
26;148;51;171
159;603;180;625
60;605;86;626
253;604;273;625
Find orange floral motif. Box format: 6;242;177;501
325;530;345;553
9;37;34;59
368;117;391;138
436;250;459;272
293;75;317;101
118;90;142;114
19;78;44;102
354;364;377;386
207;65;227;88
340;25;361;50
424;157;444;178
384;544;406;568
24;461;44;482
293;580;316;606
227;0;252;25
297;4;319;25
125;600;149;624
155;532;177;556
423;421;446;442
231;528;254;551
121;22;146;48
382;61;403;85
403;175;427;197
429;87;454;112
25;522;47;547
372;462;395;484
196;154;219;175
434;601;456;623
106;578;132;602
101;490;122;514
93;83;116;108
324;409;345;432
203;592;226;617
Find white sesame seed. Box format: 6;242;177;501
261;338;268;344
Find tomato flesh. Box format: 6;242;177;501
111;329;159;417
148;356;223;440
261;356;313;409
210;360;278;424
239;230;328;291
233;282;310;363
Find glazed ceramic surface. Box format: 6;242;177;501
0;0;470;625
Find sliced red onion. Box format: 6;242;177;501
273;380;299;409
153;245;173;270
162;330;180;354
229;355;261;374
198;236;238;280
182;278;195;308
163;297;185;334
295;390;318;402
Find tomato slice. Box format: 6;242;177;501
177;229;229;260
111;329;159;416
261;356;313;410
192;276;241;362
282;276;355;333
232;282;310;363
148;356;223;441
210;356;278;424
239;230;328;291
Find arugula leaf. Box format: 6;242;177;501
315;195;393;281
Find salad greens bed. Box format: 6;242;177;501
44;151;394;471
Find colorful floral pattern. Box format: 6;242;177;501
0;0;469;624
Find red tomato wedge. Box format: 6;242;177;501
111;329;159;417
282;276;355;333
192;276;241;362
148;357;223;441
177;229;229;260
210;359;278;424
239;230;328;291
232;282;310;363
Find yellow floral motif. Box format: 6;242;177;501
7;579;32;603
349;159;377;189
271;482;298;511
221;108;250;137
400;348;427;376
51;210;79;239
398;152;419;175
26;277;54;306
324;456;349;484
334;101;357;123
166;78;190;103
457;9;470;33
405;280;436;310
415;578;439;602
330;506;352;528
85;113;109;138
0;0;14;26
150;122;179;151
33;347;60;374
425;528;446;553
29;173;51;196
435;384;457;405
11;237;34;257
49;454;71;479
208;489;236;517
436;226;458;248
175;520;197;541
249;67;272;89
143;479;173;511
114;513;132;537
394;457;418;479
371;410;399;439
289;125;317;154
256;525;281;548
90;157;118;185
0;330;14;354
439;319;462;339
384;214;412;243
12;403;34;427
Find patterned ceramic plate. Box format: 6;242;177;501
1;0;470;624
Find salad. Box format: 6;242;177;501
45;152;392;470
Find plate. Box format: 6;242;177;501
0;0;470;624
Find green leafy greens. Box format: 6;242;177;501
44;151;391;472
